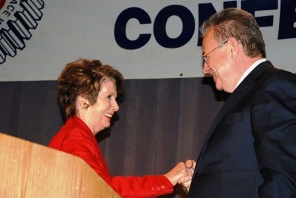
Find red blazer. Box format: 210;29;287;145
49;116;173;198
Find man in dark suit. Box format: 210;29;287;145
182;8;296;197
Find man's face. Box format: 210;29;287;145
202;28;235;93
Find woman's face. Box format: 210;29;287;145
87;79;119;134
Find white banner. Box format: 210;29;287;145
0;0;295;81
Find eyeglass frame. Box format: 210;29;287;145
203;39;228;63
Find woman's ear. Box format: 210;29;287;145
77;95;90;109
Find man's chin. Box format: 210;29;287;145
215;84;223;91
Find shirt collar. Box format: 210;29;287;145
235;58;267;89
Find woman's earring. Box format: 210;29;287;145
83;103;89;109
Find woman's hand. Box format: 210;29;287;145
164;159;196;190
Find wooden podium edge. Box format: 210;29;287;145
0;132;120;198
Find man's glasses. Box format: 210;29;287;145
203;39;228;63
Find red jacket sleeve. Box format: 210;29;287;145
49;127;174;198
110;175;173;198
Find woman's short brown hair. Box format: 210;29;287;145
57;58;124;119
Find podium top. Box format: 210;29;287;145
0;132;120;198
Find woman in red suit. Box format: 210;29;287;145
49;58;193;197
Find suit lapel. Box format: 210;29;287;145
196;61;273;169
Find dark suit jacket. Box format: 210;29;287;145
189;61;296;198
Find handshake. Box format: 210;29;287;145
164;159;196;193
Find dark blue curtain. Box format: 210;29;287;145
0;77;226;197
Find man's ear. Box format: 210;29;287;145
227;37;240;59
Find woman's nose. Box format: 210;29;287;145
112;100;119;112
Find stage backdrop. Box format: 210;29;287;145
0;0;296;81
